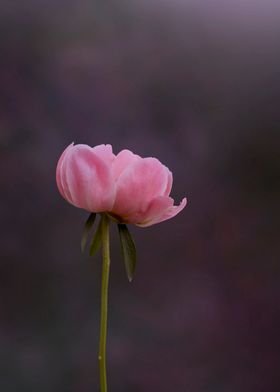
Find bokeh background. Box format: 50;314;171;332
1;1;279;391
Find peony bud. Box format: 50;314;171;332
56;143;187;227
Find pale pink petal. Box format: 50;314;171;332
137;197;187;227
112;157;170;218
124;196;174;225
62;144;116;212
163;169;173;196
112;149;140;179
56;142;74;201
92;144;115;165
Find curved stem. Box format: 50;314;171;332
99;214;110;392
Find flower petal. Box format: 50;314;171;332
56;142;74;201
113;157;170;218
92;144;115;165
112;149;140;179
137;197;187;227
164;169;173;196
124;196;173;225
62;144;116;212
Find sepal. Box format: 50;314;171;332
118;224;137;282
89;218;103;256
81;213;96;252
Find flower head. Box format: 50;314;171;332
56;143;187;227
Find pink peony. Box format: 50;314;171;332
56;143;187;227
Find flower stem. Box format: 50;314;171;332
99;214;110;392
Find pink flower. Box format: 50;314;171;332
56;143;187;227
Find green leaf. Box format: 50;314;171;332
89;218;103;257
118;224;137;282
81;213;96;252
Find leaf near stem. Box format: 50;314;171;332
89;217;103;257
81;213;96;252
118;224;137;282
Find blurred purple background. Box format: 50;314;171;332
0;1;279;391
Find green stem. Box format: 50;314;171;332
99;214;110;392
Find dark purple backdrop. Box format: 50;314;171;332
0;1;279;391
